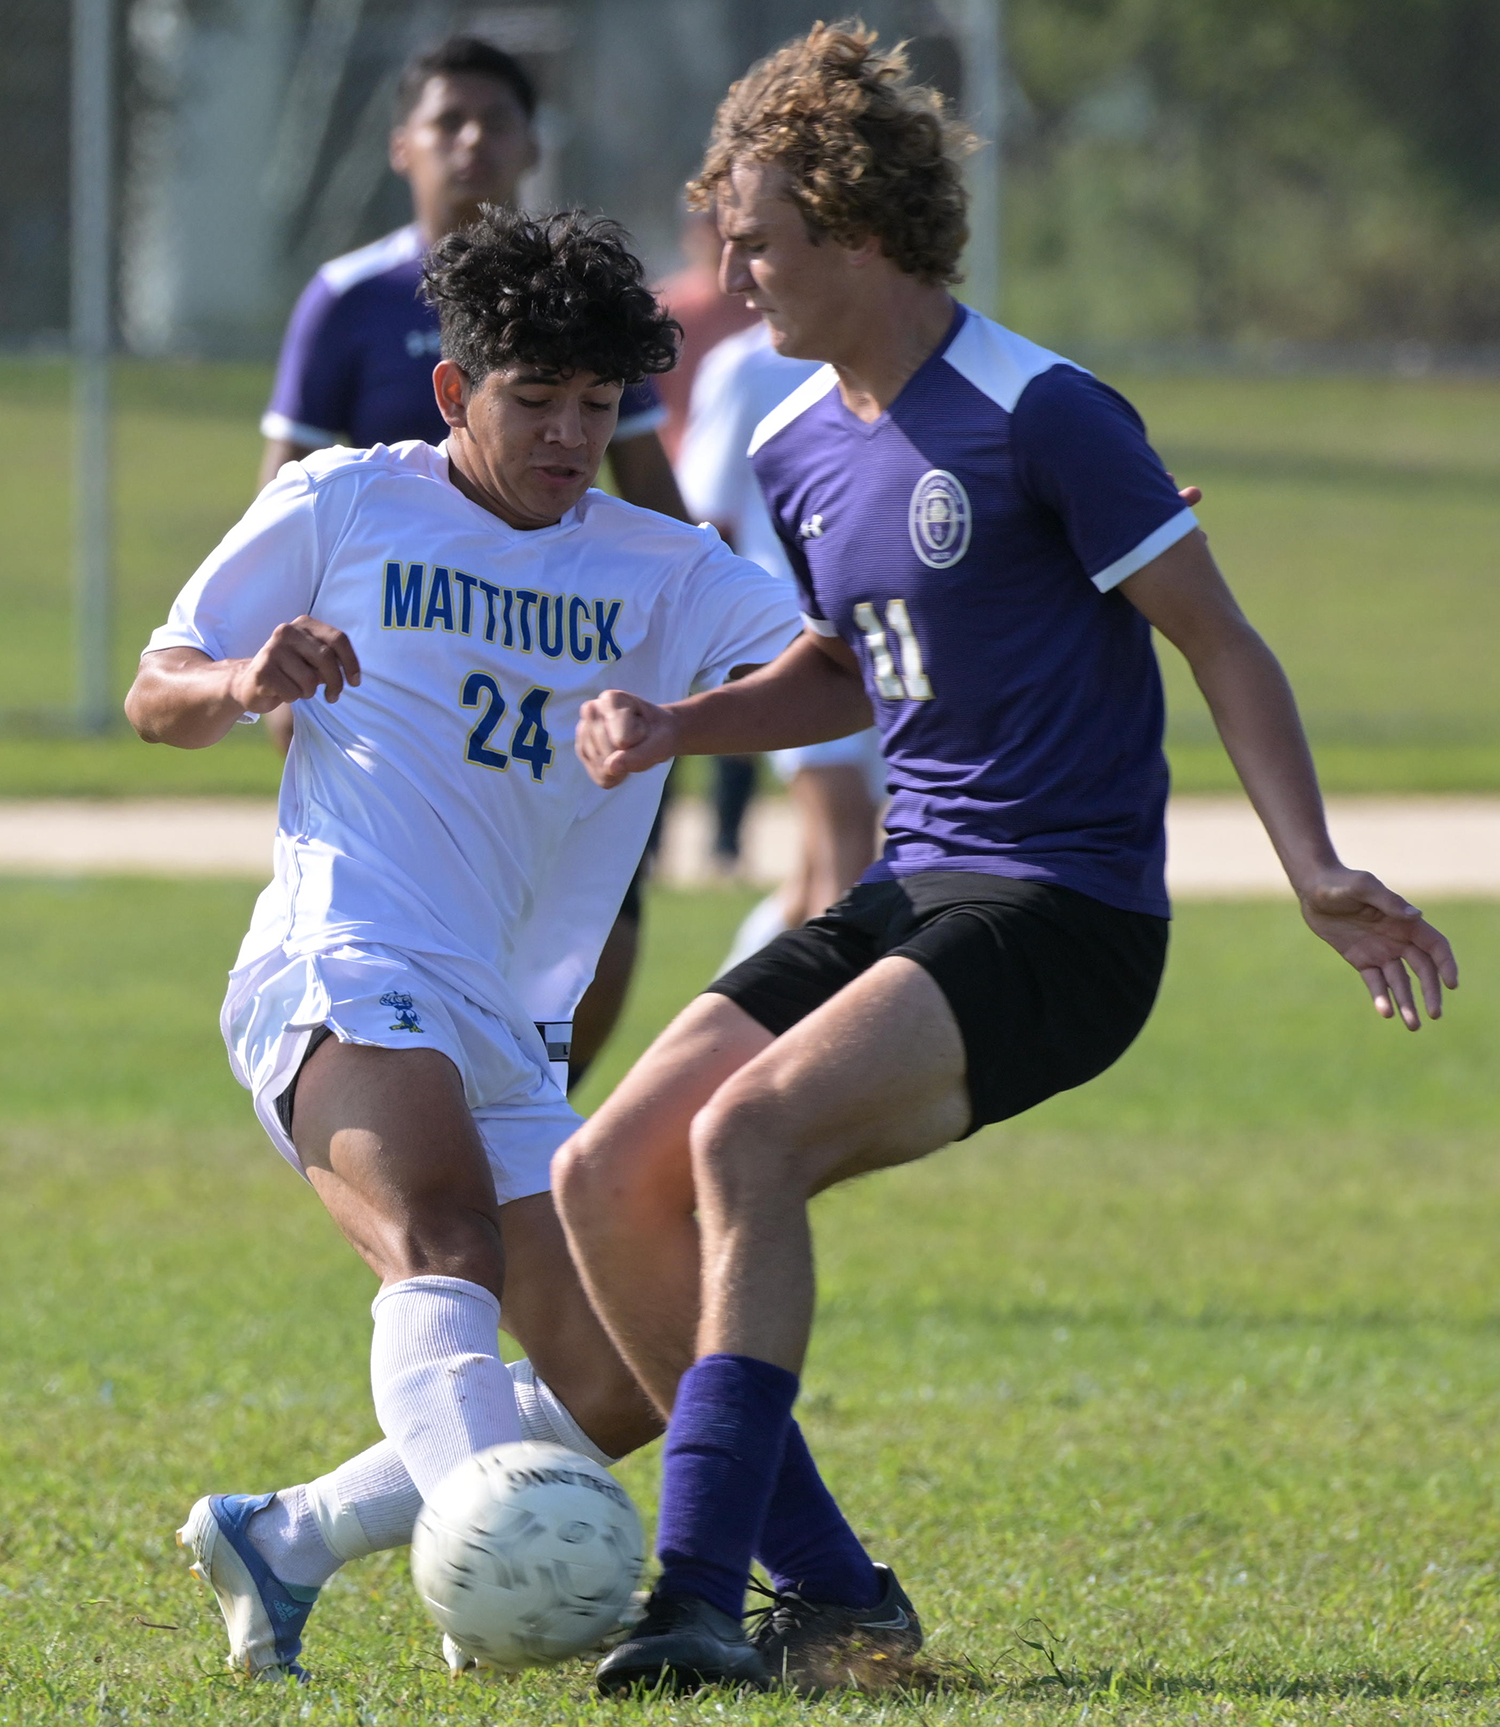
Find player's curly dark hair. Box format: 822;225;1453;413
422;208;680;386
688;20;977;286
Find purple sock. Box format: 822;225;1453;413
756;1420;880;1607
655;1354;798;1620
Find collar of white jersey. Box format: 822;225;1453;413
433;438;590;540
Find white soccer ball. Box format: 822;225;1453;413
411;1440;644;1671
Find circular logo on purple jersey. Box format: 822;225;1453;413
907;469;972;569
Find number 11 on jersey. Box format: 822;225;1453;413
853;599;934;701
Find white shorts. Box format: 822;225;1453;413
221;944;582;1206
768;727;885;800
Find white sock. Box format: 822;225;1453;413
369;1274;521;1502
266;1358;617;1573
246;1484;343;1589
302;1440;426;1564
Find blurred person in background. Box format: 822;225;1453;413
258;33;684;1085
653;207;758;461
677;318;885;967
656;209;763;878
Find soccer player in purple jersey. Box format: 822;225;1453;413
260;34;684;1081
553;24;1460;1694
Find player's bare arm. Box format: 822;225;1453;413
125;620;360;749
1122;529;1458;1028
577;630;870;787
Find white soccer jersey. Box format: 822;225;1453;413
147;439;800;1030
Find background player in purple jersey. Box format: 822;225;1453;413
553;24;1460;1694
259;35;681;510
260;33;685;1081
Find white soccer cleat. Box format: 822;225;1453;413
177;1493;320;1681
443;1632;507;1678
443;1632;477;1676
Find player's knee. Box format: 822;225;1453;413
379;1201;504;1287
551;1129;645;1237
689;1079;814;1207
553;1124;687;1232
551;1129;608;1222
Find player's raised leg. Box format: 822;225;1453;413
182;1037;659;1680
179;1041;510;1679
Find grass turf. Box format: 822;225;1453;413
0;876;1495;1721
0;359;1497;795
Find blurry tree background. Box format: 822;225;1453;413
1005;0;1500;356
1;0;1496;362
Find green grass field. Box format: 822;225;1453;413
0;359;1496;795
0;875;1497;1722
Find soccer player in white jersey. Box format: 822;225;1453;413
260;33;685;1085
552;27;1460;1693
124;208;798;1681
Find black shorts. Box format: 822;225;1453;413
706;873;1168;1135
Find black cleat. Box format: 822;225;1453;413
594;1590;772;1694
747;1562;923;1693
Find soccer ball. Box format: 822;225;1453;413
411;1440;644;1671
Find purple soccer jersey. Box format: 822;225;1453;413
750;305;1198;919
262;224;666;452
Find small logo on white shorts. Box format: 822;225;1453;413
380;990;424;1034
907;469;971;569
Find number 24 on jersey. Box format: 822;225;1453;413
459;672;555;780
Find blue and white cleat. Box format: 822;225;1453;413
177;1492;320;1681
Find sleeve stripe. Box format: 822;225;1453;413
260;411;342;448
611;404;669;442
1091;506;1199;593
802;612;840;637
747;365;839;455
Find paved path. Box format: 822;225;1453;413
0;795;1496;897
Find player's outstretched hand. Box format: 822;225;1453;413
576;689;679;788
1299;866;1458;1030
230;617;361;714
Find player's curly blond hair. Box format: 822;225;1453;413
687;20;977;286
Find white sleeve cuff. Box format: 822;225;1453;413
802;612;839;637
260;410;342;447
611;404;668;442
1091;506;1199;593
